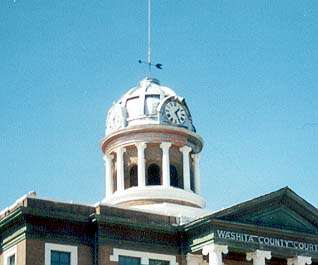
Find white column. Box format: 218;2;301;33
103;154;114;200
191;153;201;194
180;145;192;191
287;256;312;265
246;250;271;265
160;142;172;187
136;142;147;187
186;254;203;265
116;147;126;192
202;243;228;265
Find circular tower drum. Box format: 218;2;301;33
101;77;207;219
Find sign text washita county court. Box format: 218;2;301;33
216;230;318;253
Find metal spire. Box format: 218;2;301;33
147;0;151;73
138;0;162;75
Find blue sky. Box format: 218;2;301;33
1;1;318;211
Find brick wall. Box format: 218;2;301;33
78;244;94;265
26;239;44;265
99;245;116;265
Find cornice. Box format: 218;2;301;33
101;124;203;154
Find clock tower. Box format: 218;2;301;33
101;77;208;220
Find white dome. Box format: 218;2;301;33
106;77;195;135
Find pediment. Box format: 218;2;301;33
212;187;318;234
233;206;318;233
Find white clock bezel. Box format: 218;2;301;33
164;100;187;125
107;105;123;132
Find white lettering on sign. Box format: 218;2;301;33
216;230;318;253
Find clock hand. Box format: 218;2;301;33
175;109;180;123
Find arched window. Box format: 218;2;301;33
147;163;161;185
129;165;138;187
170;165;179;188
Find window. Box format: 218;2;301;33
145;95;160;115
45;243;77;265
8;255;16;265
3;245;17;265
126;97;140;118
51;250;71;265
110;248;178;265
119;255;141;265
147;163;161;185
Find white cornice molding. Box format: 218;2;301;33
101;124;203;154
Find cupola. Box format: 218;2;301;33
101;78;206;219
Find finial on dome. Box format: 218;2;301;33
142;76;160;85
138;0;163;76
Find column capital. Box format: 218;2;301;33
180;145;192;154
202;244;228;256
103;153;114;161
191;153;200;160
202;243;228;265
115;146;126;154
136;142;147;150
246;250;271;265
160;142;172;150
186;254;203;265
287;256;312;265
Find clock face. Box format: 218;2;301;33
107;106;123;132
110;113;122;130
164;101;187;125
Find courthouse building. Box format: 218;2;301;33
1;77;318;265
